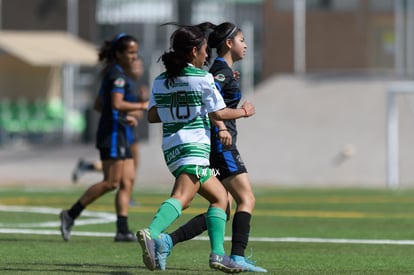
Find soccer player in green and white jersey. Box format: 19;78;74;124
136;23;255;273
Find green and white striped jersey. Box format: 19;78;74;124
148;64;226;174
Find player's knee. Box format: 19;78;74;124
104;181;120;191
239;194;256;211
249;195;256;208
120;179;134;191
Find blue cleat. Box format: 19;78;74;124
136;229;158;270
230;255;268;273
209;253;246;273
155;233;173;270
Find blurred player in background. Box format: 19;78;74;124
60;33;148;242
71;57;149;206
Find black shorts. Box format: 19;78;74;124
210;148;247;181
126;125;139;145
98;146;133;161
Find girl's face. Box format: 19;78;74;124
192;40;208;68
116;41;138;71
230;31;247;62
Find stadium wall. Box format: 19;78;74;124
235;75;414;188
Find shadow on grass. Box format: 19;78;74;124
1;262;212;274
0;262;140;274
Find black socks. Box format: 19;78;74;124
68;201;85;220
231;211;251;257
170;213;207;245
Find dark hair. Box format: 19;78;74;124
208;22;240;55
98;33;138;73
160;22;216;86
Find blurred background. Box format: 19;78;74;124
1;0;414;188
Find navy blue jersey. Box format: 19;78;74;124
95;64;134;157
124;77;139;145
124;77;138;103
209;57;242;152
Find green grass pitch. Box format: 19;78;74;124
1;186;414;274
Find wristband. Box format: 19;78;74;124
241;107;248;117
218;129;228;132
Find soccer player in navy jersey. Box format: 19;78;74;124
71;57;149;206
60;33;148;242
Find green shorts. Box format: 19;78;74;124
173;165;213;184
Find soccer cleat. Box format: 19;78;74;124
59;210;74;241
155;233;173;270
72;159;86;183
209;253;246;274
136;228;158;270
230;255;268;273
114;231;138;242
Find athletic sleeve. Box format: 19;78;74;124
110;70;127;96
212;65;232;93
202;73;226;113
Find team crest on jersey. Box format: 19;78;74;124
214;74;226;82
114;77;125;88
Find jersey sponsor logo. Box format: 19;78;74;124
214;74;226;82
166;147;181;162
114;77;125;88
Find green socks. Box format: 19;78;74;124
149;198;182;239
206;207;227;255
147;199;227;257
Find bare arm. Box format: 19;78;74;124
112;92;148;112
148;106;161;123
94;94;138;126
209;101;255;121
210;117;232;147
128;86;149;118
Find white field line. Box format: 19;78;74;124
2;205;414;245
0;228;414;245
0;205;115;227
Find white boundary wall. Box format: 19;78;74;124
386;81;414;189
235;75;414;188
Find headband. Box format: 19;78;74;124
111;33;127;48
213;25;239;48
223;26;238;41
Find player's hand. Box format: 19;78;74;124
218;130;232;147
126;115;138;127
241;101;255;117
138;101;149;110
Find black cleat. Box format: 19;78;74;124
114;231;138;242
59;210;74;241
